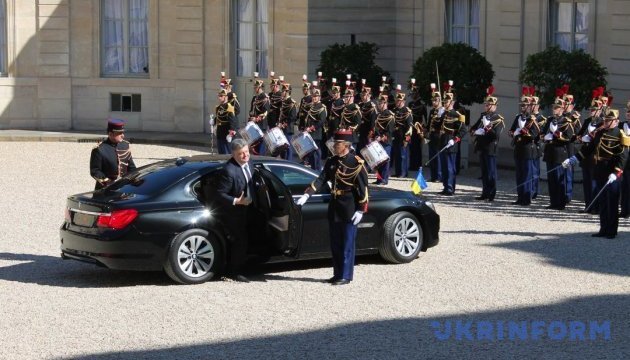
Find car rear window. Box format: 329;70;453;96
105;161;198;196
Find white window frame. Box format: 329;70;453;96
550;0;591;52
445;0;480;50
234;0;269;78
100;0;149;77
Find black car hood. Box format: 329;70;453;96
368;186;427;201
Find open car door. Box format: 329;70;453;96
252;166;303;258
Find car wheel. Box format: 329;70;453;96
164;229;222;284
379;211;423;264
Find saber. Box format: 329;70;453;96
507;164;564;192
436;61;442;96
584;182;610;213
423;143;451;167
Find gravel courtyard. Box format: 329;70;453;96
0;142;628;359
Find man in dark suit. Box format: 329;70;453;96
211;138;256;282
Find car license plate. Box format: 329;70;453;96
73;212;95;227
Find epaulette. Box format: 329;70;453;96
93;141;103;149
457;111;465;122
354;155;364;164
226;103;235;114
621;132;630;146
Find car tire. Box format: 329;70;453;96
379;211;423;264
164;229;223;284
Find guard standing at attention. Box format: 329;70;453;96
90;119;137;190
438;82;467;195
530;91;546;200
408;78;427;171
304;88;327;170
220;73;241;120
392;87;413;178
249;73;270;155
426;84;444;182
470;86;504;202
215;89;237;154
295;128;369;285
278;83;297;161
326;81;344;146
373;94;395;185
357;86;377;154
267;74;283;129
340;86;362;148
509;87;537;206
575;89;604;213
298;75;313;132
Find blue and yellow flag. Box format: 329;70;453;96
411;167;428;195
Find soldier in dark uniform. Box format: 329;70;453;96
340;87;361;148
215;89;237;155
267;77;283;129
326;83;344;145
439;88;467;195
304;88;327;170
295;128;369;285
562;93;580;203
278;83;297;161
541;98;575;210
530;93;546;200
357;86;377;155
90;119;137;190
249;75;270;155
298;78;312;132
392;90;413;178
470;89;504;202
373;94;395;185
563;109;627;238
619;101;630;218
220;74;241;120
426;86;444;182
576;95;604;213
408;80;427;172
509;91;538;205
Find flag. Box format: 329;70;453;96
411;167;428;195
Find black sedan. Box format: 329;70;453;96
60;155;440;284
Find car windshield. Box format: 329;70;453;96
105;160;196;196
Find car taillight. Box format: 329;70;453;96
64;208;71;222
97;209;138;230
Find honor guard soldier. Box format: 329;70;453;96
340;86;361;147
427;84;444;182
220;73;241;119
295;128;369;285
563;109;627;238
392;86;413;178
90;119;137;190
619;101;630;218
324;81;343;159
408;78;427;170
439;82;466;195
530;91;546;200
509;87;538;205
267;74;283;129
561;88;580;203
470;86;504;202
298;75;313;132
249;73;270;155
304;88;327;170
576;88;605;213
215;89;237;154
357;85;377;154
278;83;297;161
373;94;395;185
542;96;575;210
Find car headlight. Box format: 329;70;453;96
424;200;436;212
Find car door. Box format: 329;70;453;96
253;167;303;258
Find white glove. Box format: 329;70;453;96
513;128;522;137
624;122;630;136
474;128;485;135
607;173;617;185
437;107;445;117
581;134;591;143
295;194;310;206
351;211;363;225
518;118;526;129
482;116;490;127
550;123;558;133
544;133;553;141
587;123;596;134
562;156;578;169
446;139;455;148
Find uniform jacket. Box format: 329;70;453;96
393;106;413;143
374;109;395;146
298;95;312;130
471;111;504;155
439;108;467;153
576;126;627;180
90;139;137;189
327;97;344;139
509;113;540;160
250;92;270;130
306;102;327;141
215;102;237;140
542;115;575;163
358;100;377;142
427;106;445;143
279;97;297;134
267;91;283;128
340;103;362;143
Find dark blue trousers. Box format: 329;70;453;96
376;144;392;184
532;157;541;199
581;163;598;211
391;140;409;177
428;140;442;181
597;178;620;236
565;165;574;202
546;162;568;208
440;152;457;194
217;137;231;155
281;132;294;161
514;157;535;205
329;221;357;281
479;153;497;199
620;173;629;217
304;147;321;171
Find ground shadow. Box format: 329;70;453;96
61;294;630;359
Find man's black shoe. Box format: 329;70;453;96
475;196;488;201
324;277;339;284
332;279;351;286
512;200;522;205
442;192;453;196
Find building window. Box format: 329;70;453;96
111;93;141;112
101;0;149;77
235;0;268;77
0;0;6;75
550;0;589;51
445;0;480;50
